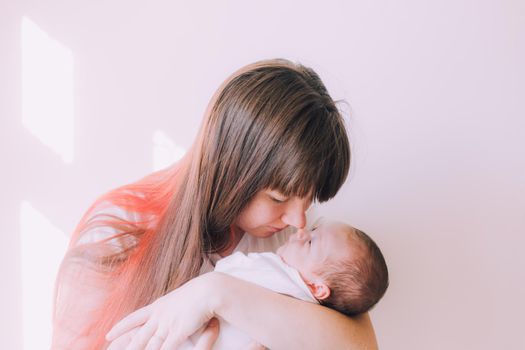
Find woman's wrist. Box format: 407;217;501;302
198;271;229;317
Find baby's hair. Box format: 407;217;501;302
317;228;389;316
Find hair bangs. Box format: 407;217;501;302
260;107;350;202
307;107;351;202
264;158;319;200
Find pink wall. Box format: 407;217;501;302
1;1;524;348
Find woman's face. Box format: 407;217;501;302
234;189;313;238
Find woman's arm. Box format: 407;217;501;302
210;272;378;350
106;272;378;350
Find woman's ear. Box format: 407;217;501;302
306;281;331;300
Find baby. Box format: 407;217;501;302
185;220;389;349
275;220;389;316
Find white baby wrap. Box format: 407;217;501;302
182;252;319;350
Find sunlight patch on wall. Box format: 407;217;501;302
20;201;68;350
153;130;186;171
21;17;74;163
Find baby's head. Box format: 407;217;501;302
276;220;389;316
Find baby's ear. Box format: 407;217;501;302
307;281;331;301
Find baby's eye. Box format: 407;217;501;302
308;240;312;245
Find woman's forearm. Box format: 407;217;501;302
209;272;378;350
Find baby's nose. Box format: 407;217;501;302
296;229;307;239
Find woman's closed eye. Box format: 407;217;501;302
269;195;288;203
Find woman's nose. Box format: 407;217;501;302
281;203;307;229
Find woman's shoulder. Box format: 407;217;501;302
75;199;142;246
72;164;180;247
63;198;153;269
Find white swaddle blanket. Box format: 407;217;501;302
181;252;319;350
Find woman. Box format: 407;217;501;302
52;59;378;349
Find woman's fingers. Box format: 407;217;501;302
126;321;158;350
158;318;220;350
144;331;167;350
193;318;220;350
106;305;153;341
106;328;139;350
106;273;221;350
159;333;183;350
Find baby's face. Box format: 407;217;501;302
276;221;356;281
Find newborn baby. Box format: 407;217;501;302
186;220;389;349
276;220;389;316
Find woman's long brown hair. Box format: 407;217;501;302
53;59;351;348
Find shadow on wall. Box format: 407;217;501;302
16;17;186;350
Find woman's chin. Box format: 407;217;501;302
246;227;280;238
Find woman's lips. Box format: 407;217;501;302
267;226;284;234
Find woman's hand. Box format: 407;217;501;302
193;318;220;350
107;318;220;350
106;273;222;350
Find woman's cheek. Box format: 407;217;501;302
249;202;270;222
